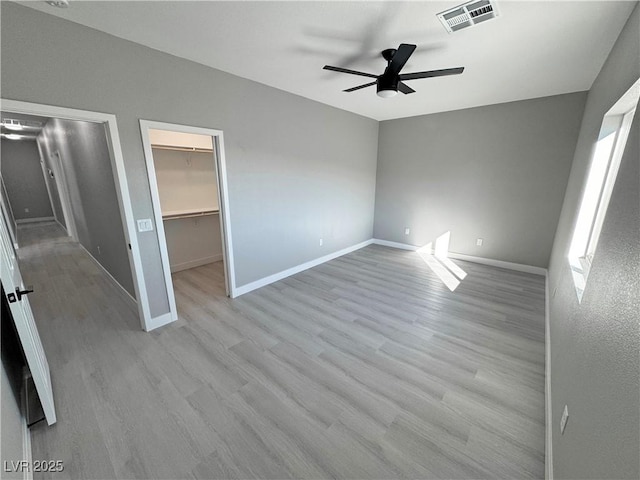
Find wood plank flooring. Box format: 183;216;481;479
18;222;546;479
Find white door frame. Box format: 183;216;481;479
139;120;237;327
49;151;78;241
1;98;152;331
0;176;18;249
36;140;63;229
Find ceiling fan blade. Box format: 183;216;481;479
400;67;464;81
397;82;415;95
323;65;378;78
344;81;377;93
388;43;416;74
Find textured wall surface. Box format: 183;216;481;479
547;4;639;479
374;92;586;267
1;139;53;221
38;118;135;297
1;3;378;318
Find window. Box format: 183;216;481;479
569;78;639;302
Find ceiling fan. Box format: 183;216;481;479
323;43;464;98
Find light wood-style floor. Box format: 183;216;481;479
19;222;546;479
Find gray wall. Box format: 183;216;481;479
547;4;639;479
0;3;378;318
36;139;66;230
0;139;53;221
38;118;135;297
1;360;24;480
374;92;587;268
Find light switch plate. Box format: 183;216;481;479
560;404;569;434
476;238;483;246
404;227;410;235
137;218;154;232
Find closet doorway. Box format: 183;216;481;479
139;120;235;325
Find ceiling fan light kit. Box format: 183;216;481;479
323;43;464;98
377;69;399;98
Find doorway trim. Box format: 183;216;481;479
0;98;152;331
35;141;63;230
139;119;237;326
49;151;78;241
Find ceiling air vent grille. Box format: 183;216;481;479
437;0;500;33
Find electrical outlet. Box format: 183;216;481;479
97;246;101;255
404;227;410;235
476;238;483;246
319;238;323;246
24;208;29;213
560;405;569;434
137;218;154;232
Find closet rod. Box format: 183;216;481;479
151;144;213;153
162;210;219;221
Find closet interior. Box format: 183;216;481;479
149;129;224;275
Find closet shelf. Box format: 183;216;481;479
152;144;213;154
162;209;219;220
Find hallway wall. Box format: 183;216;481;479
37;118;135;297
1;139;53;221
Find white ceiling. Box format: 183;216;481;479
20;1;636;121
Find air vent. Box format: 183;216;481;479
1;119;44;130
437;0;500;33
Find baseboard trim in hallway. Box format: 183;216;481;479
15;216;56;225
79;244;137;309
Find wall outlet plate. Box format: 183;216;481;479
319;238;323;246
476;238;483;246
560;404;569;434
404;227;410;235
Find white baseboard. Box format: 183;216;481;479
371;239;547;276
170;254;223;273
78;244;137;309
54;218;67;232
145;312;175;332
22;416;32;480
21;373;33;480
545;275;553;480
446;252;547;276
15;216;55;225
371;238;419;251
233;239;374;297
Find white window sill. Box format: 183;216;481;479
568;255;591;303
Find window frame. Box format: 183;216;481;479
568;79;639;302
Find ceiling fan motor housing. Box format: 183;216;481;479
377;72;399;96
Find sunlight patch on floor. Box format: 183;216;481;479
417;231;467;291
